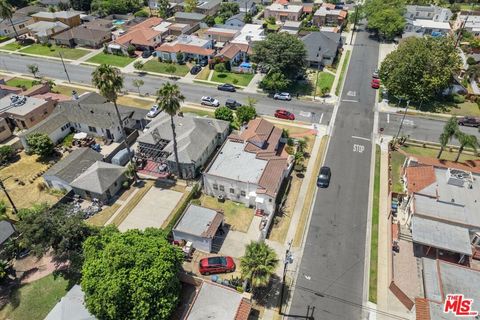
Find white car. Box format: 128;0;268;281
147;105;161;118
274;92;292;101
201;96;220;107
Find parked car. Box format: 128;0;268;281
274;92;292;101
372;69;379;78
217;83;236;92
458;116;480;127
141;50;152;58
147;105;161;118
274;109;295;120
371;78;380;89
199;256;235;275
226;98;242;109
190;65;202;75
317;166;331;188
201;96;220;107
199;59;208;67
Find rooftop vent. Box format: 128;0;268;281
446;168;473;187
9;95;27;107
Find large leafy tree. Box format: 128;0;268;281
380;37;461;104
156;83;185;179
91;0;143;15
16;204;98;277
26;133;54;157
70;0;92;11
0;0;18;39
367;8;405;40
183;0;197;12
454;132;478;162
241;241;278;294
437;117;458;159
260;71;290;92
215;106;234;122
253;33;307;80
218;2;239;20
82;226;183;320
236;105;256;124
92;64;136;182
156;0;170;18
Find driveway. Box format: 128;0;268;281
119;186;183;231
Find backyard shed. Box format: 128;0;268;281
173;204;224;252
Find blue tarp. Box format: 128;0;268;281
240;62;251;68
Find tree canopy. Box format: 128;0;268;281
364;0;405;39
240;241;278;291
82;227;183;320
26;133;54;157
260;72;290;92
215;106;234;122
380;37;461;103
91;0;143;15
218;2;239;21
252;33;307;80
236;105;256;124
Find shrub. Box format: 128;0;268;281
453;94;465;104
214;106;234;122
214;63;226;73
285;145;295;155
127;44;136;56
134;10;149;17
467;56;477;65
133;61;144;70
37;182;47;191
0;145;14;163
232;78;239;85
26;133;54;157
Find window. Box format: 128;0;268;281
29;117;35;122
0;126;5;133
213;184;218;190
229;188;234;194
269;199;273;202
219;185;225;192
60;123;71;131
88;126;97;133
114;182;117;187
240;190;246;197
19;24;25;29
43;110;48;115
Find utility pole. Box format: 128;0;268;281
394;100;410;141
58;51;71;83
350;4;359;45
0;179;17;214
279;239;293;315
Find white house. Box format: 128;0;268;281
156;35;214;63
404;5;452;37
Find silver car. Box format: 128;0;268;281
274;92;292;101
201;96;220;107
147;105;161;118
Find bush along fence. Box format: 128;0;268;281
164;183;200;233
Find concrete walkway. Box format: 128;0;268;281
207;69;214;81
70;47;103;65
105;187;141;225
243;72;264;94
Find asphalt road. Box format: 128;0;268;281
0;52;332;124
288;28;378;319
378;113;480;146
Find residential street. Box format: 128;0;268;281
287;28;378;319
0;53;332;124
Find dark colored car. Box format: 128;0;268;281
371;78;380;89
141;50;152;58
199;256;235;275
274;109;295;120
458;116;480;127
226;98;242;109
190;65;202;75
199;59;208;67
317;166;331;188
217;83;236;92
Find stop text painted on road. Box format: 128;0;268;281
353;144;365;153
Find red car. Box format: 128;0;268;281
274;109;295;120
199;256;235;275
371;78;380;89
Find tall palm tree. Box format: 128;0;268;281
155;82;185;179
91;64;137;183
455;132;478;162
0;0;19;40
240;241;278;294
437;116;458;159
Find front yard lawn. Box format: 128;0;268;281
314;71;335;95
87;53;135;67
194;195;254;233
195;67;211;80
52;84;90;96
400;144;479;162
142;60;190;76
369;145;381;303
211;71;254;86
5;77;35;89
117;95;153;109
445;101;480;117
391;151;406;193
19;44;89;60
181;106;214;118
0;274;71;320
1;41;29;51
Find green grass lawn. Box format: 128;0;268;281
211;71;254;86
0;42;29;51
445;101;480;117
19;44;89;60
400;144;479;162
87;53;135;67
335;50;351;96
391;151;406;193
5;77;35;89
195;67;211;80
142;60;190;76
369;145;381;303
52;85;91;96
181;106;214;118
314;71;335;95
0;274;72;320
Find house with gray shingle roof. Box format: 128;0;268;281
19;92;149;151
137;113;229;179
0;221;16;250
301;31;342;67
70;161;127;202
43;147;104;191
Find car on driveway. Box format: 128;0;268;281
141;50;152;58
274;92;292;101
226;98;242;109
371;78;380;89
458;116;480;127
190;65;202;75
201;96;220;107
317;166;331;188
274;109;295;120
199;256;235;275
217;83;236;92
147;105;161;118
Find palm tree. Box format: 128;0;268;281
437;116;458;159
240;241;279;294
455;132;478;162
0;0;19;40
91;64;137;182
156;82;185;179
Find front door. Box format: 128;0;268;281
106;129;113;140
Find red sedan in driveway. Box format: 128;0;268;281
274;109;295;120
199;256;235;275
371;78;380;89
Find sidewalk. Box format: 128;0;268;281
70;48;103;65
243;72;264;94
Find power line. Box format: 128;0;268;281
0;177;17;214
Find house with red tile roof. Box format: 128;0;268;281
156;35;214;63
313;3;348;28
216;42;252;64
203;118;293;239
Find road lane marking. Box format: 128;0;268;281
347;91;356;96
342;99;359;103
353;144;365;153
387;113;390;123
299;111;311;117
404;119;414;126
351;135;370;141
319;112;324;124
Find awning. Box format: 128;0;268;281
73;132;88;140
108;44;121;50
255;197;264;204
